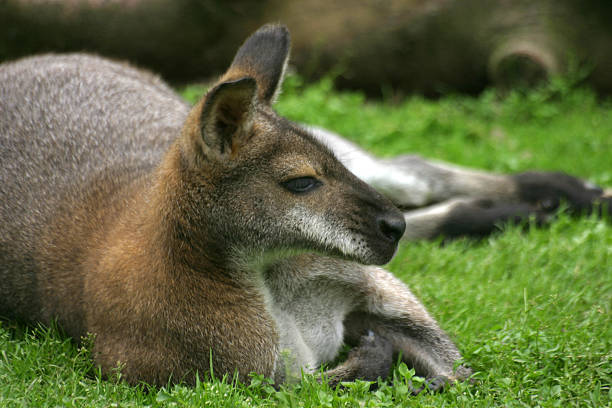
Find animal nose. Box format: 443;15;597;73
377;213;406;243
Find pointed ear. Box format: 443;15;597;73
194;77;257;160
220;23;290;105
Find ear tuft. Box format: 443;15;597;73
222;23;290;105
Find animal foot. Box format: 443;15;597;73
513;171;610;215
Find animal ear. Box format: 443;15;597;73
220;23;290;105
196;77;257;160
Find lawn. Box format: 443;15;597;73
1;75;610;407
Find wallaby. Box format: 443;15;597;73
307;126;611;240
0;24;471;389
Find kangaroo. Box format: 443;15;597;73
0;24;471;389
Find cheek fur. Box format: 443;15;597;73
284;205;367;258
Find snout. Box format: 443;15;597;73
360;206;405;265
348;181;407;265
377;213;406;244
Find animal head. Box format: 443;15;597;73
177;24;405;266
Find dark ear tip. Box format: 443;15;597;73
227;23;290;105
257;23;290;39
246;23;290;51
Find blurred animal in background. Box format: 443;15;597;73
2;0;612;96
307;126;611;240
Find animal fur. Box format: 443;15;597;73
0;24;470;388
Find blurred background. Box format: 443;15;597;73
2;0;612;98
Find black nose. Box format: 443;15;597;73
377;213;406;243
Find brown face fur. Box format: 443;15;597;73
176;99;404;268
169;24;405;268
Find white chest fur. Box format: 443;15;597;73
257;256;357;377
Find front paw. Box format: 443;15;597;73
347;331;394;382
513;171;609;215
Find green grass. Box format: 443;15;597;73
1;77;611;407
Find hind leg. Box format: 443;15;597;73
307;125;610;240
401;197;553;241
306;125;516;208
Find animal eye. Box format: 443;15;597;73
281;177;321;194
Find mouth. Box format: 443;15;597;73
348;228;402;265
365;238;401;265
324;244;398;266
334;210;405;265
